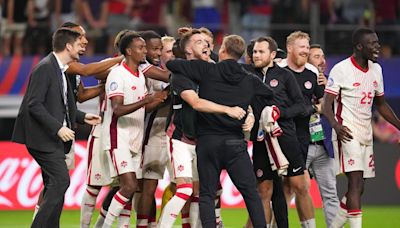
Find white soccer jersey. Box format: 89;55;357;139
325;56;384;145
102;62;147;153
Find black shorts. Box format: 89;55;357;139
297;135;310;163
277;134;305;177
252;134;305;180
252;140;276;181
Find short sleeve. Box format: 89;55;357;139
375;64;385;97
171;73;196;95
106;69;124;98
325;64;344;96
139;60;153;74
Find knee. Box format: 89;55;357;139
121;184;137;197
258;186;273;201
292;182;309;197
176;183;193;200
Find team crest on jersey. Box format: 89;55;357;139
304;81;312;89
95;173;102;180
353;82;360;87
270;79;279;87
327;77;334;87
177;165;184;172
373;80;378;88
132;85;137;90
121;161;128;168
110;82;118;91
348;159;355;166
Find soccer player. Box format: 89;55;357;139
166;34;275;228
136;30;170;227
278;31;321;228
159;29;246;228
245;36;307;228
324;28;400;228
307;44;339;227
101;32;167;228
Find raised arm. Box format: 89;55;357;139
67;55;123;78
76;81;104;103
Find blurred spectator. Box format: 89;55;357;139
81;0;108;55
52;0;77;31
372;111;400;144
333;0;374;25
164;0;192;36
1;0;30;56
373;0;400;58
106;0;132;55
25;0;51;55
192;0;221;33
240;0;271;42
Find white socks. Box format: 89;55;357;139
158;183;193;227
81;186;100;228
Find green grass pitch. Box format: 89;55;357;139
0;206;399;227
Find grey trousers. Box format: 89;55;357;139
306;144;339;227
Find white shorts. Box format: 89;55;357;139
137;118;169;180
167;136;199;181
107;147;141;178
65;143;75;170
86;134;112;186
333;139;375;178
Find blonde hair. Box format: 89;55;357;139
286;31;310;45
199;27;213;39
161;36;176;44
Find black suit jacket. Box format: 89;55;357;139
12;53;86;153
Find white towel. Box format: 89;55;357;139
258;106;289;176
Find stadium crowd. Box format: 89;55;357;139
2;0;400;56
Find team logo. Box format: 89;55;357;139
373;80;378;88
95;173;102;180
327;77;334;87
256;169;263;177
110;82;118;91
348;159;355;166
304;81;312;89
353;82;360;87
132;85;137;90
270;79;279;87
177;165;184;172
121;161;128;168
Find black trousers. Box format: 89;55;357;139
28;147;70;228
196;135;266;228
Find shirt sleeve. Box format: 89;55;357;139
106;69;124;98
139;60;154;74
375;64;385;97
171;73;196;95
325;64;343;96
166;59;209;83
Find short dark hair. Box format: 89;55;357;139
60;21;80;28
172;38;186;59
139;30;161;42
310;43;322;49
246;40;255;59
180;29;202;53
255;36;278;52
222;35;246;60
352;27;375;48
52;28;82;52
119;32;142;56
114;29;134;49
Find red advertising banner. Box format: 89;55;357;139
0;141;323;210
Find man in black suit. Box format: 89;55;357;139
12;28;101;228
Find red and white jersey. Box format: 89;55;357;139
102;62;148;152
325;56;384;145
